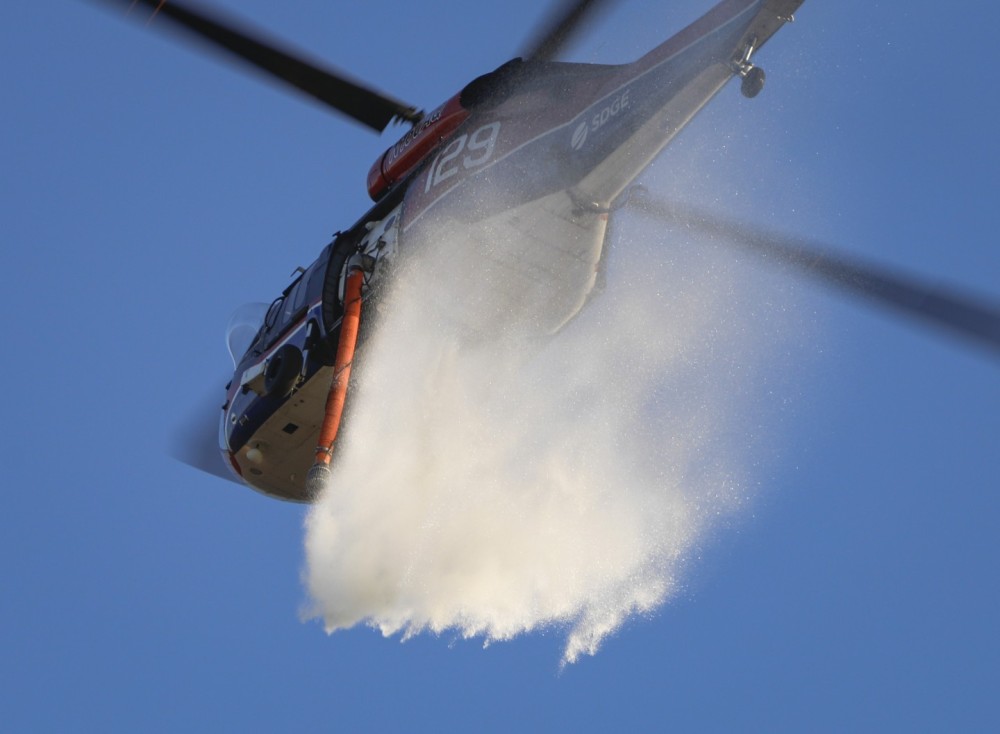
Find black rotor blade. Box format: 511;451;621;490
92;0;421;132
169;389;241;485
627;192;1000;355
520;0;616;61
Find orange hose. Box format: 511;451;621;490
314;268;364;465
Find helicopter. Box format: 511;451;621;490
95;0;1000;502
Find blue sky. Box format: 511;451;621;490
3;1;999;731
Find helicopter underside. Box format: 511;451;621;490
231;361;336;502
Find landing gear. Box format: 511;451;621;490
263;344;303;397
733;35;765;99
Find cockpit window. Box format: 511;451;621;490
233;246;332;365
264;296;284;332
297;272;312;311
282;282;301;324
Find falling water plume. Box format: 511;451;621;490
302;211;798;665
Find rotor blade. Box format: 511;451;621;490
169;389;241;485
519;0;616;61
626;192;1000;355
91;0;421;132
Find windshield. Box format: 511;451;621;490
225;302;269;367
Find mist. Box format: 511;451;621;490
302;212;798;665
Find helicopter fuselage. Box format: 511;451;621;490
221;0;802;500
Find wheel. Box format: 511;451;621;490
263;344;303;397
741;66;765;98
